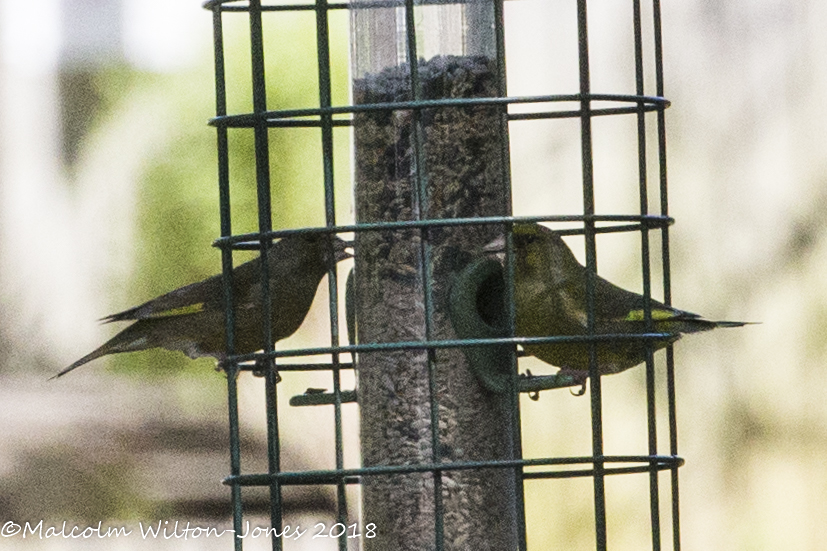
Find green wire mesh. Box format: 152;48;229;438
204;0;679;550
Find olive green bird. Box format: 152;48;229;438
53;233;350;378
487;223;748;382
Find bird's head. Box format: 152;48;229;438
329;235;353;264
317;235;353;269
484;223;582;286
275;232;352;272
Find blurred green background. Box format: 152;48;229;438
0;1;823;550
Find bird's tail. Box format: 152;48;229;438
663;318;754;334
50;323;150;379
51;347;110;379
711;320;755;328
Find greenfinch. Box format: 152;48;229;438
486;223;747;382
54;233;350;378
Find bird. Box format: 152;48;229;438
485;223;749;386
53;233;350;378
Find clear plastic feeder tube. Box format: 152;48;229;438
351;0;496;78
350;1;518;550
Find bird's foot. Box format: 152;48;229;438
214;357;281;383
216;358;234;373
252;357;282;383
558;368;588;396
521;369;541;401
520;369;540;402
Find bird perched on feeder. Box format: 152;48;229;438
53;233;350;378
485;223;749;386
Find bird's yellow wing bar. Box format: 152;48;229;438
145;303;206;318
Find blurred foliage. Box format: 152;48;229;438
91;12;351;379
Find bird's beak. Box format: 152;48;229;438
332;236;353;263
482;234;506;262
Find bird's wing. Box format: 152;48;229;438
99;252;275;323
99;234;330;324
590;274;695;322
99;272;230;323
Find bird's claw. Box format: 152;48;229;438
521;369;541;401
216;358;234;374
252;357;282;383
570;383;587;397
558;368;588;397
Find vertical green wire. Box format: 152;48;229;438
632;0;658;542
491;0;527;547
247;1;282;549
401;2;445;548
576;0;607;548
651;0;681;548
313;0;348;549
632;0;662;548
211;4;243;550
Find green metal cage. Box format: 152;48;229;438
204;0;680;549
